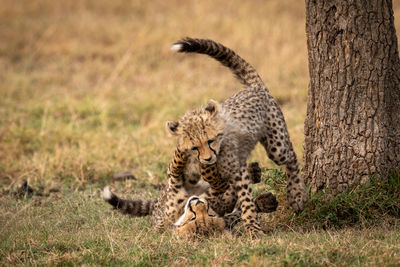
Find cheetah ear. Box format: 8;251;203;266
166;121;180;136
205;99;219;118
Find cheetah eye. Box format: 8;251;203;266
207;139;214;145
191;147;198;151
208;213;216;217
190;216;196;221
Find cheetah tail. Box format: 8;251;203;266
103;186;156;216
171;37;265;89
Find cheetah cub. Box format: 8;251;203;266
103;147;277;235
167;37;308;236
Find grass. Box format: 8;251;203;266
1;185;399;266
291;171;400;229
1;0;400;265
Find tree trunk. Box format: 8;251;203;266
303;0;400;195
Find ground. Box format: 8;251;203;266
1;0;400;265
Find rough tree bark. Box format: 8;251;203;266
303;0;400;195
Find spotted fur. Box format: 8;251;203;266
174;196;225;237
175;191;278;237
168;37;308;237
103;148;274;233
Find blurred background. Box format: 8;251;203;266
1;0;400;187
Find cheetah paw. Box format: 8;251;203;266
248;162;262;184
245;224;264;238
255;192;278;213
287;187;308;213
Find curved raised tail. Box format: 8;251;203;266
103;186;156;216
171;37;264;89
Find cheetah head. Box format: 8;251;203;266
166;100;225;165
174;196;225;237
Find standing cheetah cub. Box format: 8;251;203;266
168;37;308;236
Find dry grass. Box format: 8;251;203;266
1;191;399;266
0;0;310;187
1;0;400;265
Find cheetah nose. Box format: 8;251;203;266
204;156;212;162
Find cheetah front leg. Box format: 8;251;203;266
200;163;230;193
198;163;231;216
154;148;189;229
234;165;263;237
199;162;263;217
224;191;278;230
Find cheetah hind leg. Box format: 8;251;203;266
260;133;308;213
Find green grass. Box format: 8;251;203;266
1;0;400;265
294;172;400;228
259;168;400;230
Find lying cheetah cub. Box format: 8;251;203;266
104;147;277;236
174;192;277;237
167;38;308;236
